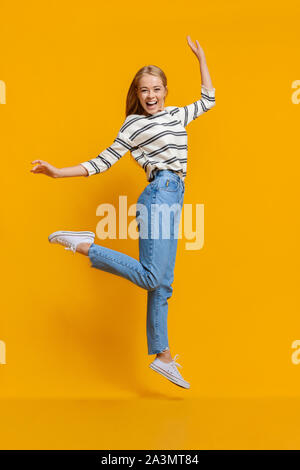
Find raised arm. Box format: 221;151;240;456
172;36;216;127
174;85;215;127
187;35;214;90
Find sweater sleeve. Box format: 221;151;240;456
80;128;133;176
174;85;216;128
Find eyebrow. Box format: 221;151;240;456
139;86;161;89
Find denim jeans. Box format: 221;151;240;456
87;169;185;355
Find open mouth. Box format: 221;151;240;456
146;101;158;108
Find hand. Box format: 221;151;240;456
30;159;60;178
186;35;206;62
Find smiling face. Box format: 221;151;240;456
136;74;167;116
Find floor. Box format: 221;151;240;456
1;396;300;449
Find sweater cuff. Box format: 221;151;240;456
201;85;215;97
79;162;95;176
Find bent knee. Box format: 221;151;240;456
147;279;161;291
146;275;173;293
146;272;163;291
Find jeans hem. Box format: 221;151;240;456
148;346;169;355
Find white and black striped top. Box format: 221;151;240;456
80;85;216;182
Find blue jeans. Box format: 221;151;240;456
87;169;185;355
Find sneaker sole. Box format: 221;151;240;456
48;231;95;242
149;362;190;389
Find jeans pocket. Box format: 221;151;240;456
159;178;180;192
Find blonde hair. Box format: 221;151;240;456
125;65;168;117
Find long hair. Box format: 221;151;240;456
125;65;168;117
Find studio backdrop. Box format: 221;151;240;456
1;0;300;402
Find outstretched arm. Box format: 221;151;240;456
31;125;132;178
79;128;132;176
31;160;88;178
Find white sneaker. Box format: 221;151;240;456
149;354;190;389
48;230;95;253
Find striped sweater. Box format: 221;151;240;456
80;85;216;182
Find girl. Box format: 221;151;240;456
30;36;216;389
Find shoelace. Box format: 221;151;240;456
171;354;182;369
56;237;76;253
169;354;182;378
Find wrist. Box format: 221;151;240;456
198;54;206;64
54;168;63;178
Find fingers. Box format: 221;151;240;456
30;160;48;174
30;164;45;173
196;40;202;52
187;35;198;53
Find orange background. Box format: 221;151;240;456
1;0;300;449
